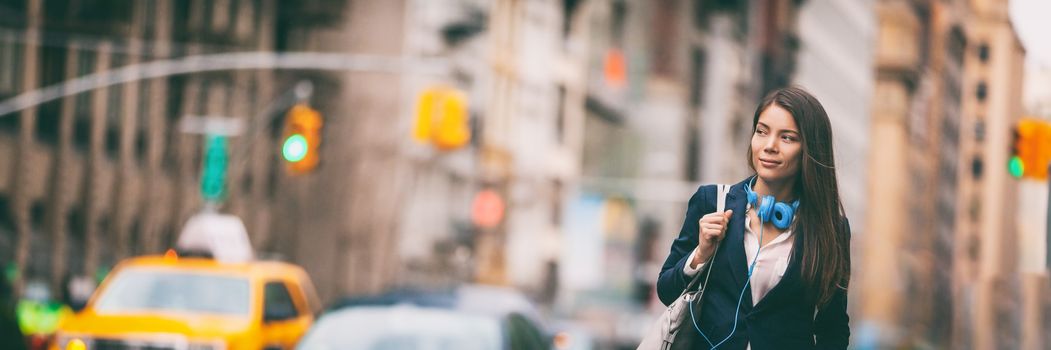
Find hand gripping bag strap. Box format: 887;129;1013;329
637;184;731;350
681;184;728;293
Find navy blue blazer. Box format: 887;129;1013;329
656;177;850;350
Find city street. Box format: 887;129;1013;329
0;0;1050;349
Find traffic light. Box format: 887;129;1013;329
414;86;470;151
1011;118;1051;180
283;104;323;175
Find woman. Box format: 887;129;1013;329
656;87;851;349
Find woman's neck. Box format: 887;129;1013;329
754;176;796;203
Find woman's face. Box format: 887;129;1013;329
751;105;802;185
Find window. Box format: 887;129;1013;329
106;53;127;158
556;85;566;144
562;0;582;39
690;48;707;108
974;120;985;142
611;0;626;41
94;269;250;315
75;49;96;116
551;180;563;226
651;0;679;77
694;0;744;31
35;102;61;145
969;197;981;221
0;40;24;94
263;281;299;322
975;82;987;102
141;0;157;39
685;123;700;181
35;45;69;143
977;43;989;63
136;82;151;162
948;27;966;63
971;157;983;179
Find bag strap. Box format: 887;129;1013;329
682;184;731;293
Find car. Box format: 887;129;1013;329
51;253;321;350
296;284;553;350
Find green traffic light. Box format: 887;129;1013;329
283;134;308;162
1009;155;1025;178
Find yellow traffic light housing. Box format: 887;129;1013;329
1013;118;1051;180
283;104;323;175
414;86;470;151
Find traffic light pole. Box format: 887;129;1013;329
0;52;445;117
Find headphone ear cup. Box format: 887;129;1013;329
757;195;775;223
746;188;758;208
772;202;795;230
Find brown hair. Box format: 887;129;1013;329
747;86;850;308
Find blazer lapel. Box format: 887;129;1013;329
722;181;751;293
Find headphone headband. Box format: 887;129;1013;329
745;176;799;230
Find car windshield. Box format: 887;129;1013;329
297;306;502;350
93;268;251;315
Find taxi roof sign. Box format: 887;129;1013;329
176;213;254;263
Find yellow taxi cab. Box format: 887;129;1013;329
51;253;320;350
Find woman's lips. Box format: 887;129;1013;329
759;158;781;168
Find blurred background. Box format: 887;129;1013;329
0;0;1048;349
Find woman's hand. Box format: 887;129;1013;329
691;210;733;268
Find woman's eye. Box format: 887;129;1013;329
782;135;798;142
756;129;768;136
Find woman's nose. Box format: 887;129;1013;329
763;137;778;153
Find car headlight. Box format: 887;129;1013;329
188;340;227;350
54;333;92;350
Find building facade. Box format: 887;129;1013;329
860;0;1028;348
0;0;596;305
958;0;1028;348
567;0;808;344
0;0;287;298
792;1;877;340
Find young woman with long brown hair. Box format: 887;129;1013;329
656;86;851;349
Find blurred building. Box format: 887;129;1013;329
860;0;1028;348
794;0;876;245
792;1;877;342
0;0;287;298
909;0;969;347
1016;63;1051;350
261;0;598;304
375;0;591;301
958;0;1030;348
0;0;588;305
860;0;957;347
561;0;810;345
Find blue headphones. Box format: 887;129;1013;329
744;176;799;230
